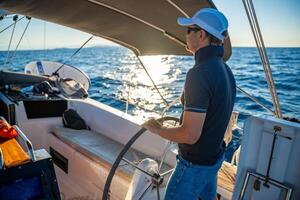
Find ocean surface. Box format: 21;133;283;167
1;46;299;161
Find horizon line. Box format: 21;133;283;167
0;45;299;52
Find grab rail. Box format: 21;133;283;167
0;148;3;170
12;125;36;162
0;116;36;162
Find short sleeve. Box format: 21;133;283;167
184;69;211;113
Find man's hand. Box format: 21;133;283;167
142;118;162;135
141;111;205;144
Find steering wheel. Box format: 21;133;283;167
102;116;179;200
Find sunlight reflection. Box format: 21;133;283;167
138;55;173;86
116;55;181;118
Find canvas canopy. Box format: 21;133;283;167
0;0;232;60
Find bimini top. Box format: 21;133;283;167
0;0;232;60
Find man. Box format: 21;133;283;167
142;8;236;200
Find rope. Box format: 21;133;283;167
52;35;94;76
3;15;18;69
7;17;32;67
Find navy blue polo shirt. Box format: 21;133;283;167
179;45;236;165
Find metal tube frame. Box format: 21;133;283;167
12;125;36;162
239;171;293;200
0;117;36;168
0;148;3;170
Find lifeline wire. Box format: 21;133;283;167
136;55;170;108
134;58;276;117
0;16;24;34
236;86;275;115
159;85;276;117
52;35;94;76
7;17;32;68
3;15;18;69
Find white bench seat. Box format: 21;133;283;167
51;126;148;178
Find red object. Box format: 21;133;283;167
0;119;18;139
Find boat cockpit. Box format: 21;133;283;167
0;0;300;199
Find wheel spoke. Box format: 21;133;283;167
158;141;171;173
158;119;178;173
103;116;179;200
138;182;153;200
156;183;160;200
161;168;174;177
122;158;155;178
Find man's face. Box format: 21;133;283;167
185;25;207;54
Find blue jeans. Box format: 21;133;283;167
164;154;224;200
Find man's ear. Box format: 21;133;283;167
200;29;211;43
198;29;206;41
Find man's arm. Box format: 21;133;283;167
142;111;206;144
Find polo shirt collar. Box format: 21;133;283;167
194;45;224;65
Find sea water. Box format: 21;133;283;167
1;46;299;161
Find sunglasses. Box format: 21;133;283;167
186;27;202;34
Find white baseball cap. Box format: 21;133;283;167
177;8;228;40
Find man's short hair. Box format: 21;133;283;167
199;27;227;46
207;30;228;45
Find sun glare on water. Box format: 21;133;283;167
118;55;181;119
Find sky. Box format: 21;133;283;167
0;0;299;50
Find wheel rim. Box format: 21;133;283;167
102;116;179;200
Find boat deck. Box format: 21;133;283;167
218;161;237;197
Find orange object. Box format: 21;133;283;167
0;119;18;139
0;138;30;168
